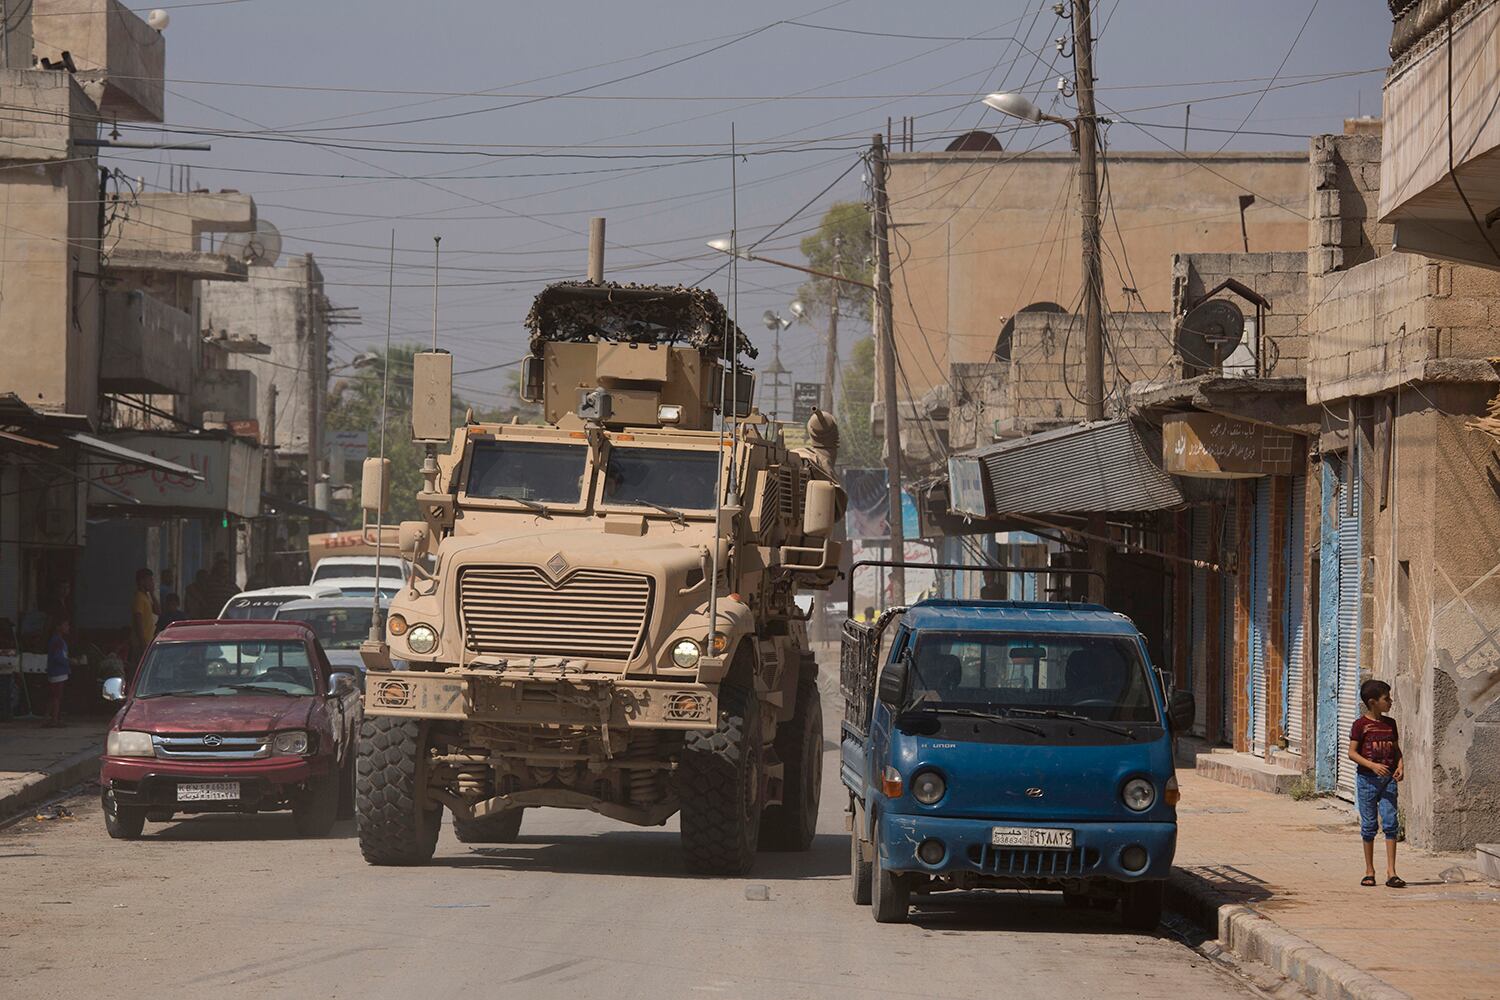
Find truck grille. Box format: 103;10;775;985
969;845;1100;876
459;566;653;661
152;733;269;760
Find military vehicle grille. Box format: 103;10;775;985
459;566;652;660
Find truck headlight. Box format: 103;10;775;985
911;770;946;805
107;730;154;757
406;624;438;654
272;730;310;756
1122;777;1155;812
670;638;701;668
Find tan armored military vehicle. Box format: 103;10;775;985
355;280;844;875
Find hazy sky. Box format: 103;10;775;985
97;0;1392;408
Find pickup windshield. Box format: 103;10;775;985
275;607;379;650
907;632;1159;724
602;447;719;511
136;640;317;697
466;440;588;504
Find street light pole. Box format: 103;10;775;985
1072;0;1105;425
872;133;904;606
823;237;842;413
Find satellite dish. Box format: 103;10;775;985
222;220;283;267
1176;298;1245;371
147;8;170;29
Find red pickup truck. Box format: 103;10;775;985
99;619;361;839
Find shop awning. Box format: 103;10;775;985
68;432;205;481
949;418;1185;517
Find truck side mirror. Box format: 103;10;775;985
1168;689;1195;731
398;520;428;559
803;480;836;538
101;676;125;702
876;653;909;707
361;457;391;517
520;355;544;403
411;349;453;442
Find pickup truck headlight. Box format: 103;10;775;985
1122;777;1155;811
405;624;438;654
670;638;701;668
106;730;154;757
911;770;946;805
272;730;311;756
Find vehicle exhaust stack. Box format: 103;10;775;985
588;217;606;283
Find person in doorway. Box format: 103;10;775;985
205;556;237;618
130;568;157;669
155;593;187;633
45;620;71;727
1349;678;1405;888
184;570;211;620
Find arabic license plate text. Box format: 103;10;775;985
990;826;1074;849
177;782;240;802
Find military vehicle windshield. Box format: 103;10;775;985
466;440;589;504
602;447;719;511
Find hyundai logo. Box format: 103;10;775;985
1025;787;1044;798
202;734;223;747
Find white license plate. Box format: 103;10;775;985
991;826;1074;849
177;782;240;802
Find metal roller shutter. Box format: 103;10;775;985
1190;509;1210;735
1284;472;1308;755
1249;478;1271;755
1335;448;1364;797
1219;505;1238;742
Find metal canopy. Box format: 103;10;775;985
954;418;1183;517
68;433;205;481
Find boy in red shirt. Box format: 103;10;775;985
1348;679;1404;888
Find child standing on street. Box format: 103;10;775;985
1349;679;1405;888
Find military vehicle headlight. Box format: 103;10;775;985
671;638;701;668
406;624;438;655
1122;777;1155;812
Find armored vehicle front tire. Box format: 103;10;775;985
759;664;823;852
679;683;763;875
355;716;441;865
453;808;524;844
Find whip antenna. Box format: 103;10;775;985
369;230;396;643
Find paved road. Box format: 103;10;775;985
2;680;1254;1000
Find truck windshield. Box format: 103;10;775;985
136;640;317;697
907;633;1159;724
466;440;588;504
602;447;719;510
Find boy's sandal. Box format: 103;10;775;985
1385;876;1406;888
1360;875;1377;886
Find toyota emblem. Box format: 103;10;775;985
202;734;223;747
1025;787;1044;798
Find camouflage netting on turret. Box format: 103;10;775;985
525;281;757;360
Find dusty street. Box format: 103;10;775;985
1;681;1254;1000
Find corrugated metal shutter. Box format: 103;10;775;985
976;419;1185;515
1284;472;1308;754
1335;448;1363;797
1249;478;1271;755
1219;505;1238;742
1190;509;1210;735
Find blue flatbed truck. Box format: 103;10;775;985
839;562;1194;926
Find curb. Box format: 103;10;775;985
1167;869;1414;1000
0;749;99;820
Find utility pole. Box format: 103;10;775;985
822;236;842;413
1070;0;1108;602
872;133;904;606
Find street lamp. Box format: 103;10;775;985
705;237;874;291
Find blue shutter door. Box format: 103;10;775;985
1284;472;1308;755
1335;448;1363;797
1249;478;1272;755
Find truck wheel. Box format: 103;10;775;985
1121;881;1164;931
870;818;911;923
336;749;356;821
453;808;524;844
759;666;823;852
355;716;441;865
293;772;339;837
850;825;873;905
679;683;763;875
102;788;145;840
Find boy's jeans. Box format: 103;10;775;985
1356;771;1399;841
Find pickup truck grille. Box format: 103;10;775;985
970;845;1101;876
459;566;653;661
152;733;269;760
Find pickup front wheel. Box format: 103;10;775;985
870;818;911;923
293;772;338;837
101;788;145;840
356;716;442;865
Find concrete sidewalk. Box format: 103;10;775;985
1172;770;1499;1000
0;719;104;818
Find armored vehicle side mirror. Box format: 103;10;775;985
411;349;453;442
101;676;125;702
520;356;544;403
361;457;392;517
715;367;755;419
1168;689;1195;731
876;652;909;707
803;480;837;538
398;520;428;559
